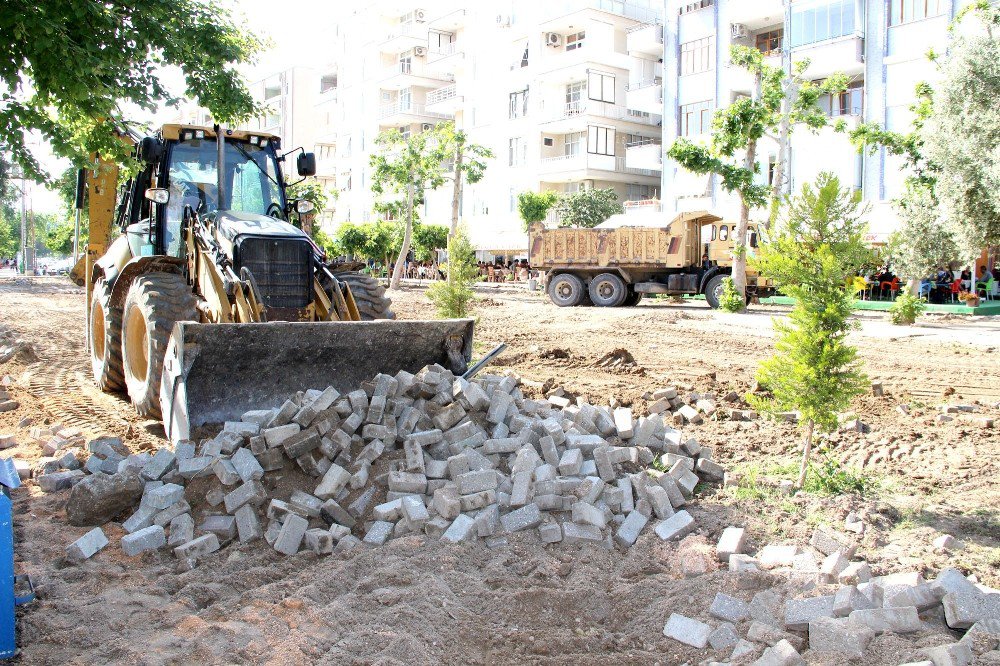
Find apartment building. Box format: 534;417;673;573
657;0;966;240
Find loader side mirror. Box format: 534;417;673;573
145;188;170;205
297;152;316;177
296;199;315;214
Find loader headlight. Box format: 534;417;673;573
296;200;315;214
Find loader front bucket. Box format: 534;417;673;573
160;319;475;443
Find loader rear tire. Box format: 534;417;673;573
333;271;395;320
121;272;198;419
89;278;125;392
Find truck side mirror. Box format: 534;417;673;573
297;152;316;177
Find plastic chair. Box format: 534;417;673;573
978;277;996;300
918;280;933;298
950;279;962;303
880;277;900;300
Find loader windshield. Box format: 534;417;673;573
164;138;285;255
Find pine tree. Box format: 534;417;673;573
749;173;870;488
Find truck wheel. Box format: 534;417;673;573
548;273;585;307
331;271;395;320
588;273;627;307
704;274;728;309
622;290;643;307
121;272;197;418
89;278;125;392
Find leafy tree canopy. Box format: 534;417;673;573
556;188;623;228
1;0;264;182
516;191;558;231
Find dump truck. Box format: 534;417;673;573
78;124;473;442
528;211;772;308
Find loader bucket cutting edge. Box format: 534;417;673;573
160;319;475;443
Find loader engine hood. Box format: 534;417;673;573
212;210;315;315
213;210;308;242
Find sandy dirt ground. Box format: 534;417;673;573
0;277;998;665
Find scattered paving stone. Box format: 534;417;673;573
662;612;712;649
66;527;109;562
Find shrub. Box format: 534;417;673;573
426;230;477;319
803;451;877;496
889;291;927;325
718;277;745;313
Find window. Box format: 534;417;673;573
587;126;615;156
398;53;412;74
566;31;586;51
755;28;783;57
317;144;336;161
789;0;855;48
719;225;729;241
509;137;526;166
588;71;615;103
509;188;516;213
320;74;338;93
512;40;529;69
509;89;528;118
566;81;586;112
680;37;714;76
263;75;282;100
398;126;411;140
679;100;713;136
679;0;713;14
819;80;864;117
626;184;656;200
564;131;584;156
429;30;455;52
890;0;945;25
399;88;412;111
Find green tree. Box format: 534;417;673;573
669;45;847;305
516;191;559;232
370;127;451;290
0;152;20;258
435;122;493;239
413;224;449;263
333;223;369;259
749;173;870;489
886;183;958;283
287;178;335;237
0;0;264;182
426;229;477;319
556;188;624;228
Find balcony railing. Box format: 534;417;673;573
624;199;662;211
377;102;453;121
625;78;662;91
544;0;663;24
428;42;459;58
553;100;659;125
427;84;458;105
626;137;661;148
383;22;426;42
380;62;455;82
538;153;658;176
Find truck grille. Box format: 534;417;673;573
235;237;312;309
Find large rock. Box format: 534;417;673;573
66;470;145;526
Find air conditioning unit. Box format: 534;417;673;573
421;123;434;131
496;14;511;27
546;32;562;47
414;46;427;57
415;8;427;22
731;23;748;39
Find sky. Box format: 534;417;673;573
29;0;333;214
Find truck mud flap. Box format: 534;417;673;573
160;319;474;443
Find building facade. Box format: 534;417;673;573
175;0;968;251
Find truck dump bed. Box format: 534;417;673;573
528;211;720;270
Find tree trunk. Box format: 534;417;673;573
390;182;415;291
301;211;316;238
769;79;799;230
796;418;815;489
908;278;920;296
450;148;463;239
732;68;763;307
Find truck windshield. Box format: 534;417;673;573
164;137;285;255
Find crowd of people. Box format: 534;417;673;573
477;260;535;283
356;258;539;284
852;263;999;304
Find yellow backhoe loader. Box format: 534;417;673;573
76;124;473;442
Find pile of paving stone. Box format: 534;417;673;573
43;365;729;565
662;526;1000;665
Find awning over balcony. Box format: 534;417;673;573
468;225;528;253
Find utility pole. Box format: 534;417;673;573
19;173;27;275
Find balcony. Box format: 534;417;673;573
625;138;662;171
426;84;464;114
377;101;453;126
792;36;865;80
625;79;663;115
380;22;427;53
624;199;662;213
543;0;664;26
626;23;663;58
726;50;782;95
542;100;661;133
380;60;455;90
425;42;465;77
538;153;660;183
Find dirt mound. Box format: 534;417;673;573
593;348;645;375
539;347;571;360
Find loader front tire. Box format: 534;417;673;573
89;278;125;392
121;272;197;418
333;271;395;320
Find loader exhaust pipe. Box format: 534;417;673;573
160;319;475;443
214;124;226;211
